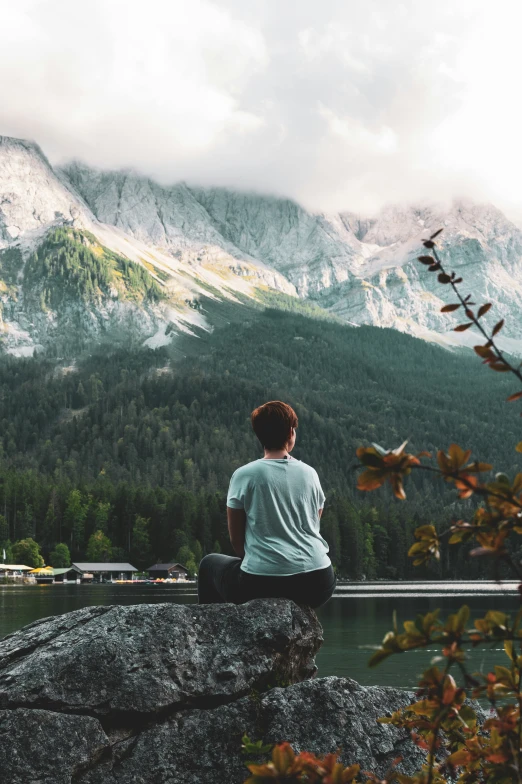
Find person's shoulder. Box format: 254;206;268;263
231;459;263;480
291;459;319;478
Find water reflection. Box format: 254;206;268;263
317;590;521;689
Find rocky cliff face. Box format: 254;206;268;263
1;135;521;355
0;137;88;245
63;158;522;349
189;187;362;297
61;162;296;295
0;599;425;784
316;202;522;351
0;138;295;356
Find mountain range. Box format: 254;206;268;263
1;134;521;356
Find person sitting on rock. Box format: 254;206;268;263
198;400;336;608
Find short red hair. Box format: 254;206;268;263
251;401;298;450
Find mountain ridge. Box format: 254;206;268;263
63;157;522;350
0;137;296;355
0;134;521;356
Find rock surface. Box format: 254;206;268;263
0;599;426;784
0;600;320;716
0;137;296;356
2;134;522;354
0;136;89;246
64;159;522;350
76;678;425;784
0;709;109;784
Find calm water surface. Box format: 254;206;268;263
0;581;519;690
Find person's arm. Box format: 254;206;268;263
227;507;246;558
315;469;325;521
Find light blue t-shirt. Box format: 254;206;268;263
226;457;330;576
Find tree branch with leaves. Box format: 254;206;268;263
242;230;522;783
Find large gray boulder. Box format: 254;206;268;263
0;600;424;783
0;709;109;784
76;678;426;784
0;600;320;716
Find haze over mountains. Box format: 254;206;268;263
1;134;521;356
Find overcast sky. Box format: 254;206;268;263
0;0;520;215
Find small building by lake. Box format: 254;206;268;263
0;564;34;581
52;566;84;583
0;564;33;575
30;566;84;584
147;563;189;580
73;563;138;582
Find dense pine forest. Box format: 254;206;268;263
24;228;164;308
0;300;519;579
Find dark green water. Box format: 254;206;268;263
0;582;519;690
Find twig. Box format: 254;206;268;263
432;246;522;386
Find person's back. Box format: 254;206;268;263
197;400;336;608
228;457;329;576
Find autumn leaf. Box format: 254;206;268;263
442;674;458;705
357;469;387;492
474;345;494;359
492;319;504;336
447;748;473;767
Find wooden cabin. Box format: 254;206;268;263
146;562;190;580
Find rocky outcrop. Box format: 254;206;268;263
0;599;426;784
0;136;89;246
0;601;320;716
75;678;425;784
61;162;297;296
0;137;299;357
2;135;522;354
63;159;522;349
0;709;109;784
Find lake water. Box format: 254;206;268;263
0;581;519;690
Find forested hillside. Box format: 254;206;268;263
0;304;518;579
24;228;164;309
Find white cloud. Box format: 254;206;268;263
0;0;521;215
319;104;397;154
298;26;370;74
0;0;267;170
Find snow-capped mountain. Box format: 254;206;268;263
0;138;294;355
1;134;522;356
319;202;522;350
64;161;522;347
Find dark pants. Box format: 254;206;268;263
198;553;337;608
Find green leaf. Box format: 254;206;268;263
486;611;509;629
456;604;470;632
